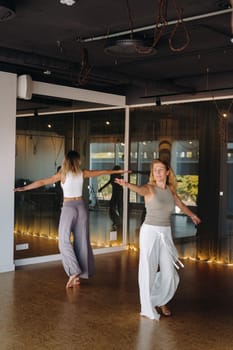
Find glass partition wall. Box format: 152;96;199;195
223;106;233;264
15;99;233;265
14;109;125;259
87;110;125;248
128;106;199;259
15;114;67;259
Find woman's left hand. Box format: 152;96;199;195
190;215;201;225
115;178;128;187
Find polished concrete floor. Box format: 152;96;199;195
1;251;233;350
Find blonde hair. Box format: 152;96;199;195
149;159;177;190
61;150;81;176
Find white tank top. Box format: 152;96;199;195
61;171;83;197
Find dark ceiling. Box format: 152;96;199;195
0;0;233;112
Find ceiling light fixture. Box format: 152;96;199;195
59;0;76;6
104;39;157;57
0;0;15;21
43;69;51;75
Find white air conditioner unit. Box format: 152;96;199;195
17;74;32;100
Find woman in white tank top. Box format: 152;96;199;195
15;150;129;289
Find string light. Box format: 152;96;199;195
14;230;233;266
59;0;76;5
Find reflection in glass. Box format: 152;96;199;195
15;110;125;259
128;107;199;259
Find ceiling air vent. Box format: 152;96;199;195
104;39;157;58
0;0;15;21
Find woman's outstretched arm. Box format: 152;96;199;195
14;173;61;192
114;178;151;197
172;189;201;225
83;169;131;178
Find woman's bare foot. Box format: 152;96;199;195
66;275;80;288
156;305;172;316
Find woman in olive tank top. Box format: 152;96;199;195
115;159;201;320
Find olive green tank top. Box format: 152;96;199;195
144;186;175;226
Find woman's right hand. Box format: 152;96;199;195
114;178;128;187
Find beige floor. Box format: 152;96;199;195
0;251;233;350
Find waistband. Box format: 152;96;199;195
63;196;83;202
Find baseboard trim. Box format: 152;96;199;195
14;246;128;267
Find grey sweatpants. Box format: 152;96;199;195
58;199;95;278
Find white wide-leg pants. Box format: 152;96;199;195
138;224;183;320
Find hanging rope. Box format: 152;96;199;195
168;0;190;52
51;136;64;170
78;46;92;85
125;0;190;54
212;98;233;144
125;0;168;54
